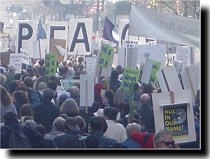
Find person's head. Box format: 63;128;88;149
3;110;19;125
118;102;130;118
42;88;54;102
75;116;86;130
0;74;6;84
20;104;33;119
0;86;12;105
103;107;118;121
14;73;22;81
140;93;151;105
12;90;29;106
133;83;141;93
153;130;175;148
37;82;47;92
141;83;154;94
89;116;107;134
110;69;119;81
116;65;123;74
85;135;100;148
94;83;102;97
60;98;79;117
38;59;45;66
64;117;80;131
52;117;65;132
57;94;69;109
69;86;80;98
9;80;20;94
35;124;47;136
101;77;109;90
78;56;84;63
8;65;15;73
47;80;57;91
126;123;141;138
24;119;36;128
24;77;34;88
104;89;114;105
16;83;28;92
59;66;68;76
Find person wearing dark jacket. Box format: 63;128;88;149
88;116;117;148
137;93;155;133
109;69;121;93
0;111;30;148
54;117;83;148
33;88;59;133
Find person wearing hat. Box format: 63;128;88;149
33;88;59;133
54;117;83;148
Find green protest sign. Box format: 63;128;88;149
122;67;140;90
60;79;74;91
99;44;114;68
45;53;57;76
149;60;161;87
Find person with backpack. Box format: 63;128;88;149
1;110;31;148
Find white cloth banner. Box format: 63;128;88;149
129;5;200;48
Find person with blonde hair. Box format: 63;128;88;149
60;98;79;117
0;86;17;123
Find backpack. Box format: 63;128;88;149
4;126;31;148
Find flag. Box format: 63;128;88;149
129;5;200;48
37;19;46;40
102;16;119;44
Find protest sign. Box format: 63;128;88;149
156;65;182;93
176;46;192;69
112;53;118;68
162;103;189;137
152;90;196;143
80;74;94;107
117;47;127;68
45;53;57;76
68;19;92;55
141;59;161;87
60;79;74;91
16;20;37;57
9;53;30;73
86;56;96;75
99;44;114;68
121;67;140;90
136;44;166;69
46;21;68;54
181;63;200;104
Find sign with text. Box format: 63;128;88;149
68;19;92;55
9;53;30;73
86;56;97;75
16;20;37;57
122;67;140;90
176;46;191;69
99;44;114;68
162;103;189;137
152;90;196;143
141;59;161;87
45;53;57;76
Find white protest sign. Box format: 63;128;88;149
9;54;22;73
173;60;183;74
46;21;68;53
118;47;127;68
112;53;118;68
181;63;200;104
80;74;94;107
127;47;139;68
16;20;37;57
152;90;196;143
68;19;92;55
141;60;153;84
136;44;166;69
157;65;183;93
176;46;192;69
86;56;96;75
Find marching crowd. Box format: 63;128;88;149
0;57;200;149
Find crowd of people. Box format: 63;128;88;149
0;56;200;149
